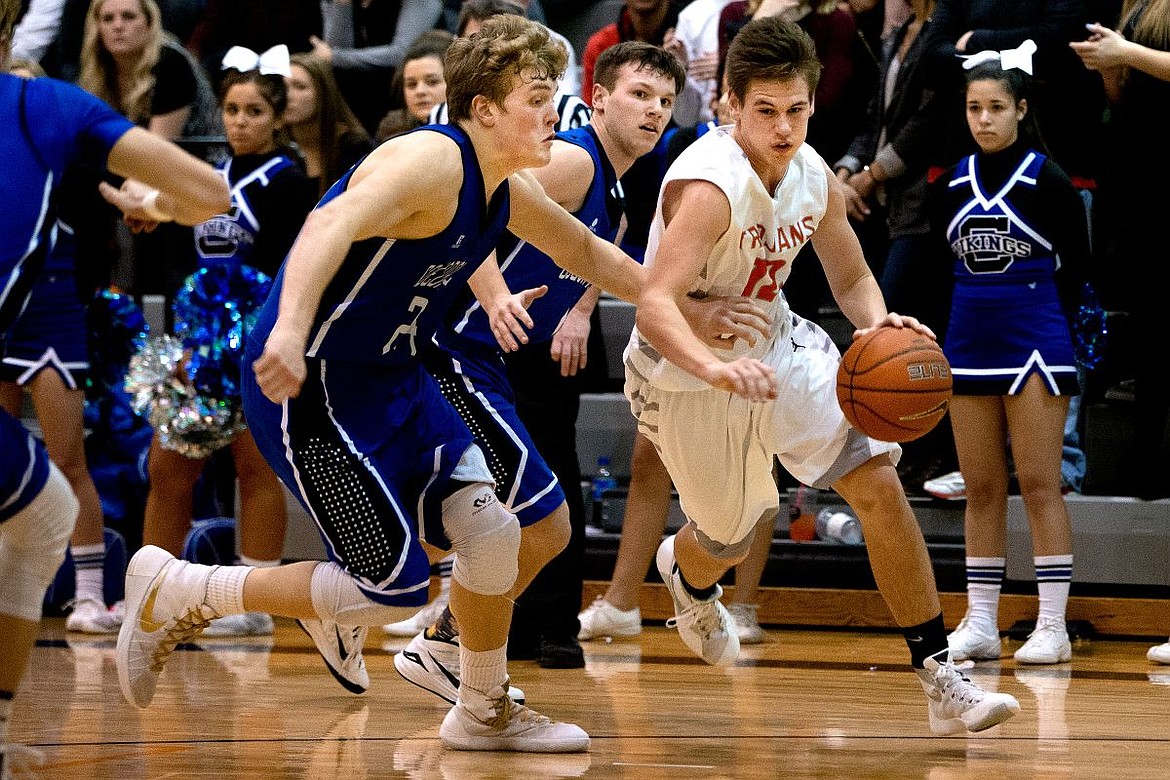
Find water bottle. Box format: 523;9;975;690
815;508;864;545
591;456;618;526
787;485;819;541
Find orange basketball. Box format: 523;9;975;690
836;327;952;443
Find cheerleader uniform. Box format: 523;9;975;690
934;139;1088;396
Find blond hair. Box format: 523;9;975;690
78;0;164;123
1121;0;1170;51
444;15;566;123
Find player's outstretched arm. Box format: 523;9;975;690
103;127;229;225
638;178;777;401
506;169;643;303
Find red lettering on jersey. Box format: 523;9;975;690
742;256;788;301
801;214;816;234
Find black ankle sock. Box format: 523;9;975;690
902;613;948;668
677;568;718;601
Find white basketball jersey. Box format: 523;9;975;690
626;126;829;391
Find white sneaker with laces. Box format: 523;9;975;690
577;596;641;640
201;611;275;637
439;691;589;752
655;536;739;666
383;589;450;637
66;596;122;634
727;602;766;644
1014;616;1072;664
116;545;220;708
916;652;1021;734
297;617;370;694
0;743;45;780
1148;639;1170;664
393;631;524;705
923;471;966;500
947;615;1002;661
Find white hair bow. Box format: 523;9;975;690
961;39;1037;75
221;44;292;77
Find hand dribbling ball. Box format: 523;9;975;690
836;327;952;442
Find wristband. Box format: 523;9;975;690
141;189;174;222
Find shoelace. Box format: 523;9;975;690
1028;617;1066;638
667;596;726;638
933;662;985;706
343;626;369;668
483;695;551;730
1;743;45;778
151;608;214;672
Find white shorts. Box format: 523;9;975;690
625;314;900;547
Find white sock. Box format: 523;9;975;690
72;543;106;603
204;566;252;617
965;556;1005;629
458;645;508;719
1035;554;1072;623
74;567;105;604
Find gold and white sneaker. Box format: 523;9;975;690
115;545;220;708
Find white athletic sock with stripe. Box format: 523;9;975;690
72;543;106;604
1035;554;1073;623
965;556;1006;630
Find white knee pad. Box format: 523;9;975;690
309;561;421;626
0;465;79;620
443;482;519;596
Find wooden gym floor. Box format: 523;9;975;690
14;613;1170;779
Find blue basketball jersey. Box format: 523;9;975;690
248;124;510;365
0;74;132;336
193;153;298;272
439;125;620;351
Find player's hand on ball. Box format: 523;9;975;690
853;312;936;342
707;357;779;401
685;295;770;350
253;330;307;403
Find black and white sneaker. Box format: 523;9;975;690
393;631;524;705
297;618;369;694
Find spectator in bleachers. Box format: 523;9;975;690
439;0;549;31
285;53;372;197
923;0;1105;184
1072;4;1170;506
581;0;682;95
652;0;724;127
375;29;453;141
139;52;315;637
79;0;219;139
833;0;957;490
426;0;590;130
310;0;443;133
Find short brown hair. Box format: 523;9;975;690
725;17;821;102
444;15;567;123
593;41;686;96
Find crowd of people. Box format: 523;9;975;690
3;0;1170;769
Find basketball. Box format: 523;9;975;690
836;327;952;443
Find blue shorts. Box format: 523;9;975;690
0;408;51;523
241;352;485;607
424;339;565;527
0;270;89;388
